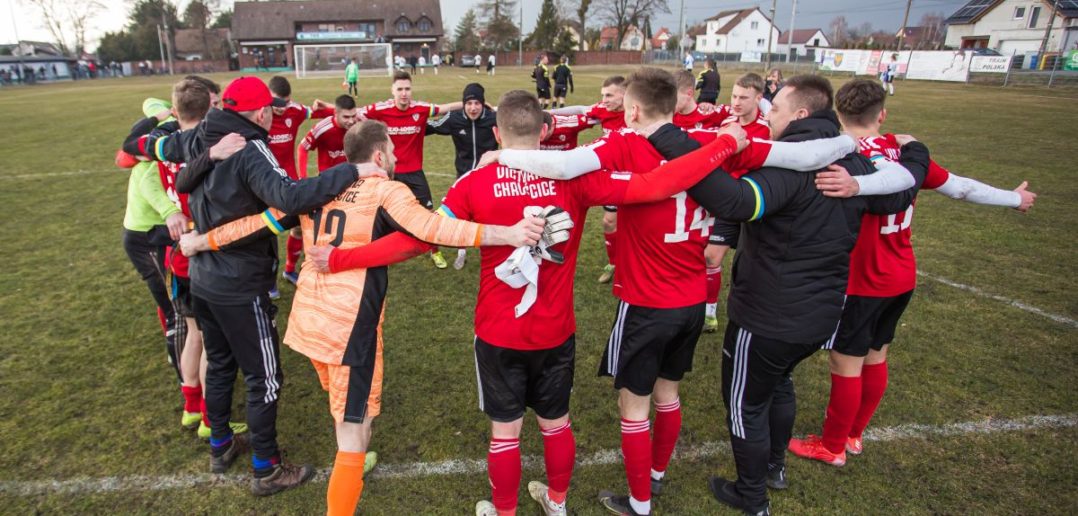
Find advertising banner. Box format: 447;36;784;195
740;51;762;63
817;49;868;72
905;50;972;82
970;55;1010;73
1065;50;1078;71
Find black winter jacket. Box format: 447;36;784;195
425;108;498;176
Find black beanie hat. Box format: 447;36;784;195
463;83;485;104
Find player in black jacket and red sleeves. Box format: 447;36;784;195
647;74;930;516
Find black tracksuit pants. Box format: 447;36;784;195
122;228;182;382
722;321;823;511
193;293;283;461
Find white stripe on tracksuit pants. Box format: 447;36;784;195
193;293;284;462
721;322;825;511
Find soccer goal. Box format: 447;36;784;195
293;43;393;79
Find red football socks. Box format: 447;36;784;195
620;418;652;504
706;267;722;304
285;234;303;273
651;399;682;475
604;230;618;265
850;361;889;438
200;397;210;427
822;373;861;454
488;438;521;515
540;421;575;504
180;385;202;413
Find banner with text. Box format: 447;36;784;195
970;55;1011;73
817;49;868;72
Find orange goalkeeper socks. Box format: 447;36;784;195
327;450;366;516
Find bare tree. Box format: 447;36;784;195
597;0;669;50
23;0;106;56
918;11;945;49
828;15;849;47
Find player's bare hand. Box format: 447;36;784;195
306;245;333;272
697;102;716;115
507;215;546;247
718;123;748;152
179;230;209;257
478;149;502;168
210;133;246;161
894;134;918;146
311;98;330;111
1014;181;1037;213
154;109;172;122
816;164;860;198
165;212;189;241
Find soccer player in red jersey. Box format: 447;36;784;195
357;70;463;269
673;70;730;130
488;69;858;516
701;73;772;333
788;79;1037;466
298;95;359;177
540;112;591;151
267;76;334;285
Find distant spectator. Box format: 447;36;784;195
764;68;783;103
408;54;417;74
418;55;427;74
475;53;482;74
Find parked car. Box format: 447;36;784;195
460;54;477;67
970;48;1002;56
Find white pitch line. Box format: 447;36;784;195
918;271;1078;329
1;413;1074;497
1;169;114;180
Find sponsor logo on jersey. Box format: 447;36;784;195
386;126;423;136
269;133;294;144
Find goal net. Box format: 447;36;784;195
294;43;393;79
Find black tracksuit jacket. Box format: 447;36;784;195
425;108;498;176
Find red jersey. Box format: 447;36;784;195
673;104;731;130
846;134;950;297
300;117;348;172
155;160;191;277
586;103;627;134
360;100;441;174
541;114;591;150
269;103;333;179
714;111;771;176
685;127;775;179
440;163;634;350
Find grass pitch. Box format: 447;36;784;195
0;67;1075;514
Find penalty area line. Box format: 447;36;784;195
1;413;1074;496
918;270;1078;329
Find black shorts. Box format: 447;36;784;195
697;93;718;104
828;291;914;357
553;84;568;98
536;87;551;100
474;335;575;422
393;170;433;209
171;274;195;318
600;301;704;396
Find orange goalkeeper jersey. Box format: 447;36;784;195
283;175;483;365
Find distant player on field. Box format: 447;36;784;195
787;79;1037;467
532;53;553;109
345;58;359;96
552;55;573;108
357;70;463;269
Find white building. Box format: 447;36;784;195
777;28;830;57
944;0;1078;55
695;8;781;54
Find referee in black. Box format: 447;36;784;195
532;53;552;109
552;55;574;108
695;58;720;104
647;74;929;515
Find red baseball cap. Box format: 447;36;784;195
221;76;288;111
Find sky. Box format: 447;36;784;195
1;0;972;51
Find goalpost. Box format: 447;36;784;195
293;43;393;79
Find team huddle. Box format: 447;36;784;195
117;63;1036;516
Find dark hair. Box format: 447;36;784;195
674;70;695;91
172;78;211;122
335;94;357;110
183;74;219;94
495;90;544;139
835;79;887;127
783;74;833;113
344;120;390;163
392;70;412;82
706;58;716;69
735;73;765;93
268;76;291;98
625;67;678;118
602;75;626;88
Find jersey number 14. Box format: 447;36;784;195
664;192;713;243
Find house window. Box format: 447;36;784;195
813;38;820;46
358;22;376;36
396;17;411;32
757;38;765;47
751;21;759;29
336;26;344;32
1013;6;1025;19
318;23;332;32
1028;6;1040;28
630;36;640;48
417;17;432;32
